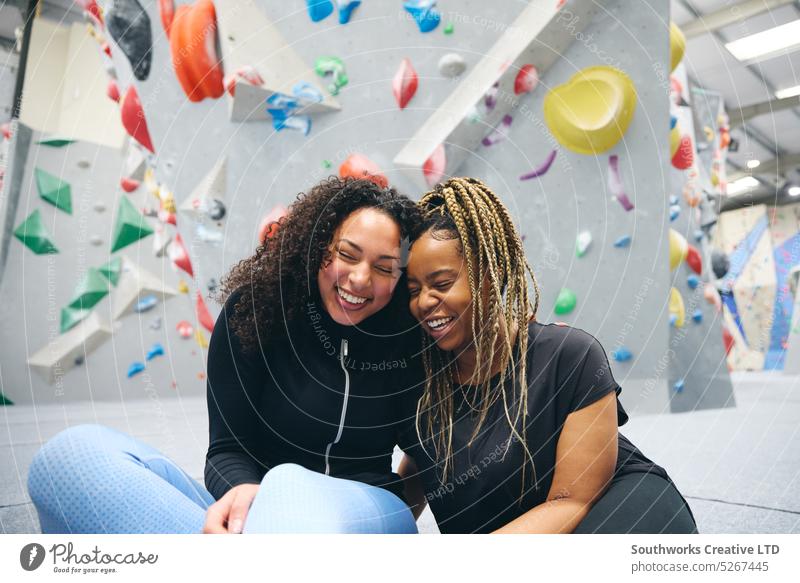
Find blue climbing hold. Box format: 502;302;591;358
146;342;165;361
687;274;700;289
669;194;679;205
404;0;441;33
669;204;680;221
673;379;685;393
134;294;157;313
306;0;334;22
692;309;703;323
613;235;632;248
670;115;677;130
693;229;704;242
612;347;633;362
338;0;361;24
292;81;323;103
127;361;145;378
669;313;678;327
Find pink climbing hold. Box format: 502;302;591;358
520;150;557;180
107;79;120;102
196;292;215;333
393;58;418;109
608;154;634;211
514;64;539;95
423;144;446;187
120;177;140;192
121;85;155;153
169;232;194;277
176;320;193;339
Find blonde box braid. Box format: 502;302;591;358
415;177;541;498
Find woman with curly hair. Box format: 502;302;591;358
399;177;697;534
27;177;425;534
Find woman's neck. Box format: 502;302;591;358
453;320;517;385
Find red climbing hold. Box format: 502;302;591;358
169;232;194;277
514;64;538;95
671;134;693;170
196;292;215;333
339;153;388;188
258;205;288;244
686;244;702;274
106;79;120;102
423;144;446;187
120;177;140;192
722;326;734;355
121;85;155;153
392;58;418;109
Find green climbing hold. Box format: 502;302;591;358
98;256;123;286
322;159;333;169
443;22;454;34
0;390;13;405
315;56;348;95
68;267;110;310
111;195;154;253
60;305;91;333
554;288;577;315
37;136;75;147
35;167;72;214
14;209;59;255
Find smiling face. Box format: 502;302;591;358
407;230;475;354
317;207;403;326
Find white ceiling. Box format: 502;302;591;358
673;0;800;188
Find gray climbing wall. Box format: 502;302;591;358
1;0;677;414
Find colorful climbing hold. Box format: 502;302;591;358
196;292;215;332
339;153;388;188
337;0;361;24
403;0;441;33
35;168;72;214
722;326;734;354
60;305;90;333
608;155;634;211
111;195;154;252
686;274;700;289
98;257;122;286
438;53;466;78
672;379;685;393
443;22;454;34
704;283;721;313
669;229;688;270
37;136;74;147
306;0;334;22
106;0;153;81
482;114;513;147
575;230;592;258
669;204;680;221
121;85;155;153
315;56;348;95
668;287;685;328
393;58;419;109
554;288;577;315
669;22;686;73
68;268;110;310
127;361;146;378
176;320;193;338
134;294;158;313
120;177;141;193
686;244;702;274
422;144;446;188
14;210;59;255
146;343;165;361
613;235;632;248
520;150;557;180
691;309;703;324
258;205;288;244
671;134;694;170
514;64;539;95
711;250;729;279
169;233;194;277
612;347;633;362
107;79;121;102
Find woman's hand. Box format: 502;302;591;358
202;483;261;534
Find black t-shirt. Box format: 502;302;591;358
399;321;672;534
204;288;421;502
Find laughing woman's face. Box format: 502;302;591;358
317;207;403;326
406;230;474;354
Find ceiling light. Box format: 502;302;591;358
725;19;800;63
775;85;800;99
746;159;760;169
727;176;759;195
788;186;800;197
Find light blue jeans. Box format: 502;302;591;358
27;424;418;534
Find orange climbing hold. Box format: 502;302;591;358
339;153;388;188
167;0;224;102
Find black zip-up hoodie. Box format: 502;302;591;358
204;287;422;502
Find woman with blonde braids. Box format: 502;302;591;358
398;177;697;534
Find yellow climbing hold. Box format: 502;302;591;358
669;287;686;328
543;66;637;155
178;280;190;294
669;228;688;271
670;22;686;73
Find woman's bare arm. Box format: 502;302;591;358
398;454;428;520
493;392;618;534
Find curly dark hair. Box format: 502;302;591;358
215;176;420;354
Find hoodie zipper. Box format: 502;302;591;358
324;338;350;475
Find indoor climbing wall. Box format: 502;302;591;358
766;204;800;369
664;67;734;413
1;0;678;413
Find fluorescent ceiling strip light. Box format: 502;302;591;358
725;19;800;63
775;84;800;99
727;176;760;195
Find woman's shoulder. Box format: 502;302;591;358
526;320;604;360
